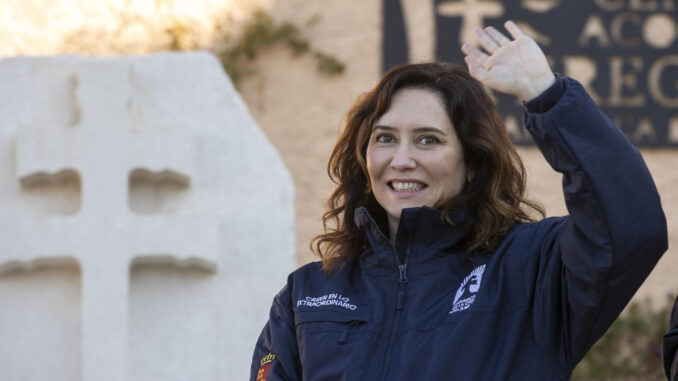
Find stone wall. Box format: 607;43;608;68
0;0;273;56
0;52;295;380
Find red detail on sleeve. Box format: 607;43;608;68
256;362;272;381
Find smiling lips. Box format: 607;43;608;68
389;180;427;192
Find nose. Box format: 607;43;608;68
390;143;416;171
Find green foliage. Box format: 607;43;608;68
313;51;345;75
572;296;673;381
218;11;344;86
166;21;193;51
166;10;345;87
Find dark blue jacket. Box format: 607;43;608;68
251;78;668;380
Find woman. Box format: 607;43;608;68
251;21;667;380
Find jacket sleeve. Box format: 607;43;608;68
522;77;668;371
250;280;301;381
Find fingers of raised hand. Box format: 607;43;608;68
464;56;489;81
461;43;490;69
484;26;511;48
504;20;525;40
474;28;501;54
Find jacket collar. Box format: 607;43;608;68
354;206;468;268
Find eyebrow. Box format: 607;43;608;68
373;125;447;134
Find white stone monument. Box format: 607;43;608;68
0;52;295;381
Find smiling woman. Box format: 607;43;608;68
250;21;668;381
367;88;467;246
314;62;544;270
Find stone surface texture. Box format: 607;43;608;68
0;0;274;56
0;52;294;380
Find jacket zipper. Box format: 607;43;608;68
379;263;408;381
364;212;410;381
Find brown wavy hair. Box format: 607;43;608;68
311;62;545;272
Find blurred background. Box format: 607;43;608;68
0;0;677;379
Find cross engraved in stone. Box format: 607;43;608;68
0;62;219;381
437;0;505;45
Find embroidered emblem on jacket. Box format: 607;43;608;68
296;293;357;311
256;352;275;381
449;264;486;314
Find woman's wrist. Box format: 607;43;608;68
524;74;565;114
518;71;556;103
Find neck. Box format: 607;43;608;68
387;214;399;247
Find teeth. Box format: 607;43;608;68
391;181;424;192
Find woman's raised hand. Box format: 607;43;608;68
461;21;555;102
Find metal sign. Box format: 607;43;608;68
383;0;678;147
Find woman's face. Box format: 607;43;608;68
366;87;467;221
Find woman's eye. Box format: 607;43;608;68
376;134;394;144
418;136;441;145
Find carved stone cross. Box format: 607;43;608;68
438;0;505;45
0;62;218;381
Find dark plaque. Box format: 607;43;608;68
383;0;678;147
